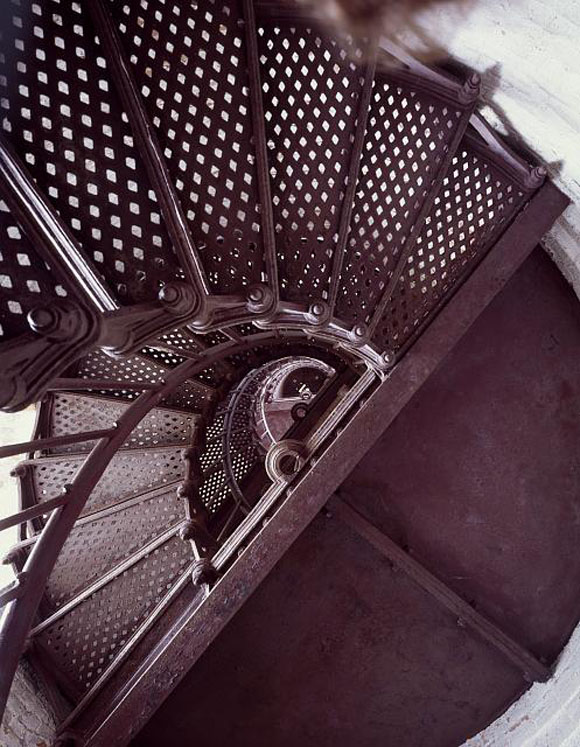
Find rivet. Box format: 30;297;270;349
160;284;179;304
311;302;325;317
248;286;264;303
382;350;395;367
28;307;54;332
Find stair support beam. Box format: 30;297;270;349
331;496;551;683
87;0;210;304
242;0;279;301
328;48;378;316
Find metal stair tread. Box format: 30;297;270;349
36;534;192;695
16;446;188;517
72;350;214;412
38;487;184;613
45;391;201;455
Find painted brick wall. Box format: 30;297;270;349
414;0;580;300
1;662;58;747
465;624;580;746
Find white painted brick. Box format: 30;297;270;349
2;662;57;747
413;0;580;301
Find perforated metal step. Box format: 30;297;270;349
370;132;531;353
257;22;367;309
46;392;200;455
17;446;186;517
36;534;192;693
108;0;274;298
0;0;182;305
0;198;74;343
334;71;469;329
73;350;214;411
41;484;183;612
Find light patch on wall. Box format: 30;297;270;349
412;0;580;296
0;408;37;593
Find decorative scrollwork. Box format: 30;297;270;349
0;301;101;412
100;282;204;358
265;439;309;482
246;284;275;315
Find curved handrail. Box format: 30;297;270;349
0;342;234;718
221;368;265;510
56;365;378;732
0;329;362;720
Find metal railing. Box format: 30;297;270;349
0;331;374;726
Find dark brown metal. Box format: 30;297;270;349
0;373;180;718
254;1;319;23
0;493;70;533
366;100;477;339
328;47;378;316
0;134;117;314
48;379;161;392
33;636;84;710
178;444;218;587
331;496;550;682
100;282;203;357
0;428;117;459
9;461;39;541
243;0;279;301
86;0;209;305
0;301;102;412
71;180;568;747
0;4;571;737
469;114;547;188
378;40;480;106
103;0;274;323
0;336;263;714
0;576;25;608
387;176;566;366
6;481;184;562
30;523;183;638
256;21;369;311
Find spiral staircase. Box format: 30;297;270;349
0;1;570;745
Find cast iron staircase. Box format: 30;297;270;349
0;1;563;744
